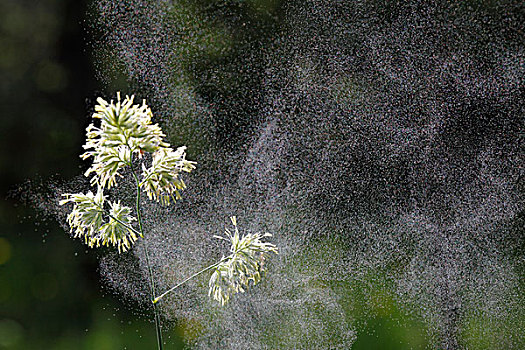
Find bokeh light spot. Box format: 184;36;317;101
0;319;24;348
0;238;12;265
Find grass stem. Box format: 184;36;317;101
131;167;164;350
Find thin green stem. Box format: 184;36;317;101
103;212;142;237
130;164;164;350
153;255;231;304
138;168;155;187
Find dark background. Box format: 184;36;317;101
1;0;523;349
0;0;176;348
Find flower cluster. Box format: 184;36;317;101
141;146;196;205
60;187;138;252
100;201;139;252
209;217;278;305
82;93;168;188
60;93;195;252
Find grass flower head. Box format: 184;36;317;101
59;186;106;243
60;92;195;252
140;146;196;205
60;187;138;253
82;93;169;189
209;217;278;305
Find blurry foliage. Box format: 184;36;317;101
0;0;175;349
0;0;87;190
262;235;431;349
2;0;524;349
160;0;284;151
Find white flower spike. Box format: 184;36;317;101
60;92;195;252
141;146;196;205
82;93;169;189
209;217;278;305
60;187;138;253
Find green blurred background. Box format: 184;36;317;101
0;0;522;349
0;0;181;348
0;1;428;348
